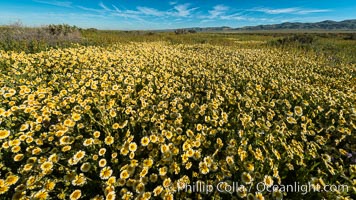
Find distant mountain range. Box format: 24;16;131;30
180;20;356;32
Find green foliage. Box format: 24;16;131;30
46;24;80;36
269;34;316;49
174;29;197;34
267;33;356;64
343;33;356;40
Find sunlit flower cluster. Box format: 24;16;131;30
0;42;355;199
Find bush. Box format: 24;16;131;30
343;33;356;40
0;23;82;53
174;29;188;34
270;34;316;48
280;34;314;44
47;24;80;36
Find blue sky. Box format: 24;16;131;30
0;0;355;30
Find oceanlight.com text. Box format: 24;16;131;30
177;181;349;195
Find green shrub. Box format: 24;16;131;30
269;34;316;48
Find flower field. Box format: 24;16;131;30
0;42;355;199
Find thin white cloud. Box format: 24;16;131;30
112;5;121;13
137;6;165;16
251;7;331;15
254;7;299;14
209;5;229;18
200;19;215;23
198;4;244;21
296;9;331;14
173;4;199;17
78;3;143;21
220;13;245;20
33;0;72;8
125;10;142;15
99;2;112;12
77;6;104;13
169;1;177;6
136;3;199;18
78;2;199;20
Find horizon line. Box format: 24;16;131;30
0;18;355;31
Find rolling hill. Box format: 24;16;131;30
180;19;356;32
